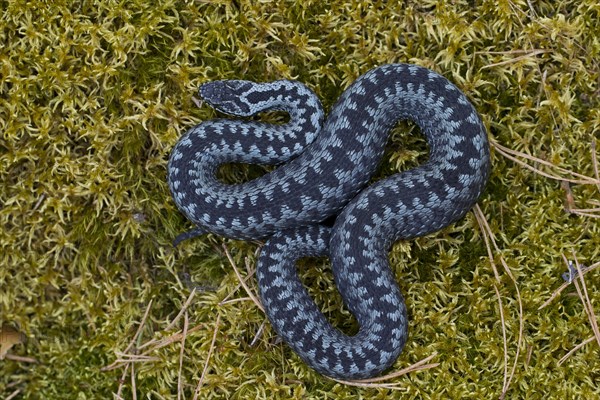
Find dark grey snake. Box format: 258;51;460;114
168;64;490;379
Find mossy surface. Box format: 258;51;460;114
1;0;599;398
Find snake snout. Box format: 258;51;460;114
199;80;254;116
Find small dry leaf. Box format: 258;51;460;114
560;180;576;212
1;325;25;359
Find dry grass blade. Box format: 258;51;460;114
491;141;598;185
250;319;267;347
480;49;549;69
137;324;204;353
493;284;509;392
330;355;439;390
131;362;137;400
219;271;256;305
32;193;46;210
113;353;160;363
327;380;407;390
475;49;546;55
220;296;255;306
568;210;600;218
222;243;264;312
592;139;600;193
5;389;21;400
131;288;197;353
4;354;38;363
178;312;189;400
474;205;523;400
192;313;221;400
569;207;600;213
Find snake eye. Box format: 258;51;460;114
199;80;254;116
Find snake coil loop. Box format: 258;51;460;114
168;64;490;379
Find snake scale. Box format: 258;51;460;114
168;64;491;379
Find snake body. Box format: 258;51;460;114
168;64;490;379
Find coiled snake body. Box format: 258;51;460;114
168;64;490;379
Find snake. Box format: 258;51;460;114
167;64;491;379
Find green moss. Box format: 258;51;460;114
2;0;600;398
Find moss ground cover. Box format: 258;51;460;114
1;0;599;398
